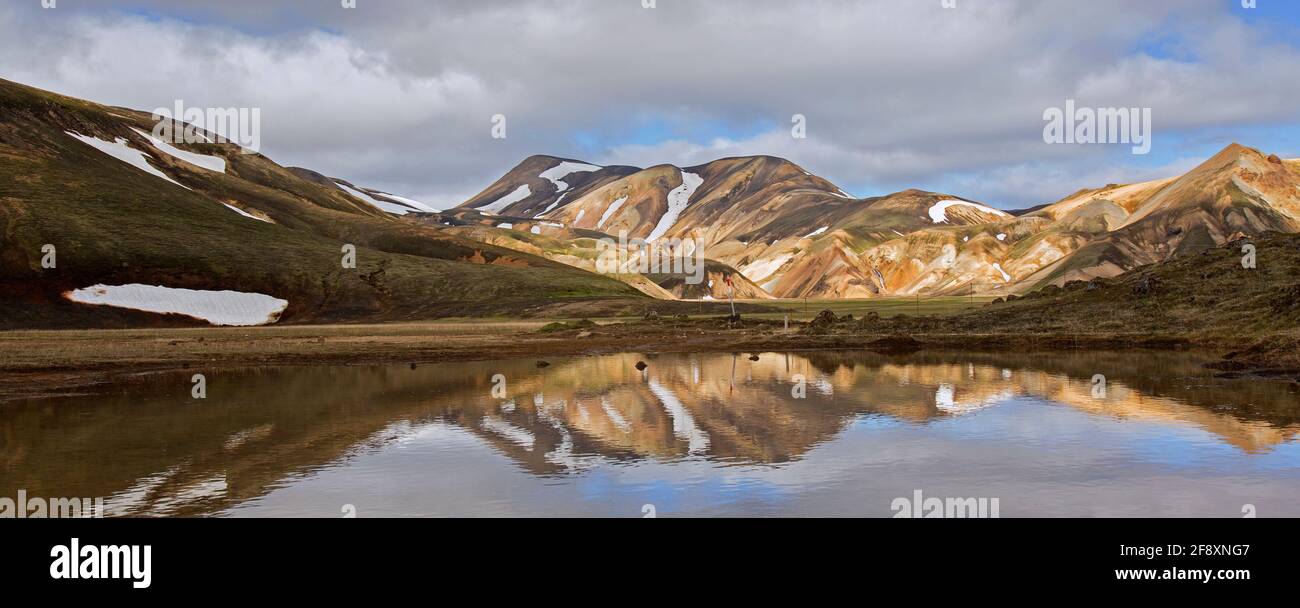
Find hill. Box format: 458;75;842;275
0;79;649;328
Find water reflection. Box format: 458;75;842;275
1;350;1297;517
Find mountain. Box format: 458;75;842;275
443;144;1300;299
5;77;1297;326
443;155;1011;298
1024;144;1300;288
0;79;647;328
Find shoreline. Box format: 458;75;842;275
2;317;1294;403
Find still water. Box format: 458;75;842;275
2;350;1299;517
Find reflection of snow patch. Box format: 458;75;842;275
481;416;535;449
936;385;1014;415
600;397;632;433
815;377;834;396
648;379;710;454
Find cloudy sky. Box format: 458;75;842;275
3;0;1299;209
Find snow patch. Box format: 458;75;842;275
647;171;704;241
597;196;628;229
803;226;829;238
496;223;514;229
992;263;1011;282
996;233;1007;241
530;226;542;234
540;191;569;215
131;128;226;173
66;284;287;326
477;185;532;215
928;199;1010;224
375;193;438;213
336;182;417;215
574;209;586;225
65;131;189;189
222;203;271;223
539;161;602;193
741;252;794;283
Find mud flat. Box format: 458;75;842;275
2;315;1295;403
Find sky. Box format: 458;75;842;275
2;0;1299;210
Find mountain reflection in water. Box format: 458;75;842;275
2;350;1298;517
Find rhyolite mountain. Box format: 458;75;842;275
437;145;1300;299
4;77;1299;329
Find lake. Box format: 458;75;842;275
2;350;1298;517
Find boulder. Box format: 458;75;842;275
809;309;839;330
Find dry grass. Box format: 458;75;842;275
735;296;998;321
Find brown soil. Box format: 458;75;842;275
2;315;1293;403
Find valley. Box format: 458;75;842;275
2;77;1299;397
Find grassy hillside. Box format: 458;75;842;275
793;231;1300;358
0;79;644;328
